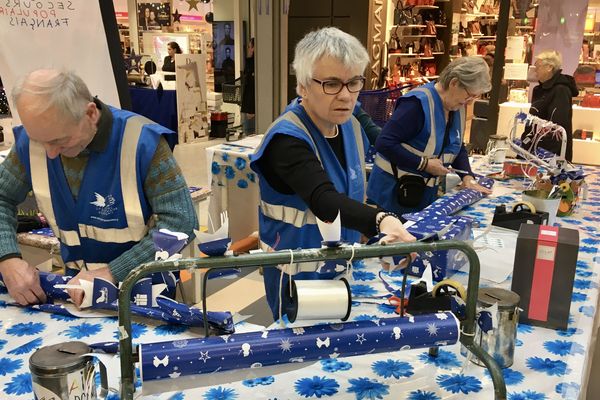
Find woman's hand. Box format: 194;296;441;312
377;213;417;244
424;158;450;176
376;213;417;271
462;175;492;195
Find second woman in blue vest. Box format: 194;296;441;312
250;27;416;321
367;57;493;216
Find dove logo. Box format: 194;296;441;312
90;192;117;217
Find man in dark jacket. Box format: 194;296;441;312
521;50;578;161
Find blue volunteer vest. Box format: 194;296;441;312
14;106;172;272
367;82;465;214
249;103;367;273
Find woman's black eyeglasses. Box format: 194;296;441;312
312;76;366;95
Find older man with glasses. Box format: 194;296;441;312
367;56;493;216
249;27;416;321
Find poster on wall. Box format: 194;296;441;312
0;0;128;132
213;21;235;92
138;2;171;30
175;53;209;143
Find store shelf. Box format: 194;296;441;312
388;53;435;60
413;5;439;10
398;34;437;38
393;24;427;29
466;13;498;19
435;24;448;28
515;25;534;30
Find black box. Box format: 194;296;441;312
510;224;579;330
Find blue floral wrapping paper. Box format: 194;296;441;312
139;313;458;381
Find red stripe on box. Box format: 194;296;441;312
528;226;559;321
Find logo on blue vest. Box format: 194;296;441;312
90;192;116;217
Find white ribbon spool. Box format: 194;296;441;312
286;278;352;323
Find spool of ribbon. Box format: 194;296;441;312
139;312;459;381
285;278;351;323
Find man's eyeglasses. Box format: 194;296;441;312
312;76;366;95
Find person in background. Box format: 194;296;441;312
0;69;197;306
241;38;255;134
140;7;150;30
249;27;416;321
221;46;235;84
148;10;160;28
367;56;493;216
521;50;578;161
162;41;182;73
219;23;235;46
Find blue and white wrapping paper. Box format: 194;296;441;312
139;312;459;381
403;177;494;222
406;216;473;281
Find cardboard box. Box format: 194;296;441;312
510;224;579;330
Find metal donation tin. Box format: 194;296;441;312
472;287;520;368
29;341;99;400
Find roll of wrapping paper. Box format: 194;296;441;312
286;279;352;323
403;176;495;222
139;312;459;381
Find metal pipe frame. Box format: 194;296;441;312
118;240;507;399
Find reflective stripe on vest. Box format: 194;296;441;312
29;115;152;245
29;140;81;246
257;111;366;226
374;154;438;188
260;200;317;228
400;87;437;157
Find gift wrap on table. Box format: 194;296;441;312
139;312;459;381
406;216;473;281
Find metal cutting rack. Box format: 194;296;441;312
116;240;507;400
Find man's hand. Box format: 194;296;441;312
67;267;116;308
462;175;493;195
0;258;46;305
424;158;450;176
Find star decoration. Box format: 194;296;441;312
427;323;439;336
186;0;200;11
124;49;142;74
199;351;211;363
279;338;293;352
329;352;340;359
172;9;182;23
356;333;367;344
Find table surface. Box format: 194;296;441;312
1;164;600;399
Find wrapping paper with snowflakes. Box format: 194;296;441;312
405;215;473;281
1;162;599;399
403;176;495;222
139;312;459;381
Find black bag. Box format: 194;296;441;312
393;169;427;207
391;111;454;208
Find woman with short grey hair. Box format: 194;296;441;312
520;49;577;161
367;56;493;215
534;50;562;74
437;56;492;94
249;27;415;321
292;27;370;93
